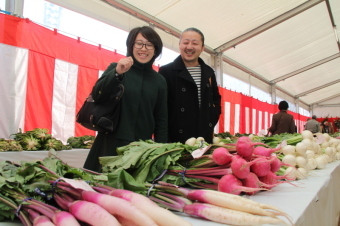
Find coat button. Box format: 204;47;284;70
182;87;186;92
181;108;185;112
179;129;183;133
209;123;213;127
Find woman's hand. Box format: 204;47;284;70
116;56;133;74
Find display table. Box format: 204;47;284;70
177;161;340;226
0;149;90;168
0;153;339;226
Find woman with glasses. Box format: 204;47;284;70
83;26;168;172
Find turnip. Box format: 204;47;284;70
301;138;314;150
295;156;307;168
296;168;308;180
301;130;313;141
305;150;315;159
185;137;196;146
183;203;289;226
108;189;192;226
283;167;297;181
212;136;221;144
295;142;307;157
231;155;263;179
315;156;327;169
282;154;296;167
52;211;81;226
324;147;334;158
322;133;331;142
252;146;281;157
308;158;317;170
321;141;330;148
281;145;296;155
235;136;268;158
212;147;234;165
218;174;266;195
81;190;157;226
336;152;340;160
68;200;121;226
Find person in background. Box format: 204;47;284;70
305;115;320;133
83;26;168;172
158;27;221;144
321;121;334;134
267;101;295;135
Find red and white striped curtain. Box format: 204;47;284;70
0;14;309;143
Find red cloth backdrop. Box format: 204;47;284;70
0;13;310;142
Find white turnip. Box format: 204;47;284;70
281;145;295;155
282;154;296;167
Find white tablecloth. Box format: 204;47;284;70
0;151;340;226
0;149;90;168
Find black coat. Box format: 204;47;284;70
158;56;221;144
83;60;168;172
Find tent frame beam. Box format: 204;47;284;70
214;0;324;53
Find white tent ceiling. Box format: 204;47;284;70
47;0;340;112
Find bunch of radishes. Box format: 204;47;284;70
211;136;293;196
280;130;340;180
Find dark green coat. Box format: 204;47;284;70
83;60;168;172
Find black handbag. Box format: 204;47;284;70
76;84;124;133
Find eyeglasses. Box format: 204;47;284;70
134;42;155;50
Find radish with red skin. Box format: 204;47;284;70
109;189;192;226
259;171;297;187
81;190;157;226
218;174;266;195
252;146;282;157
230;155;264;179
34;215;56;226
183;203;288;226
250;156;274;177
270;156;293;173
68;200;121;226
52;211;81;226
235;136;268;158
212;147;234;165
241;172;277;195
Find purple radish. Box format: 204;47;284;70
270;156;293;173
212;147;234;165
250;156;274;177
218;174;267;195
231;155;263;179
241;172;276;195
252;146;282;157
236;136;268;158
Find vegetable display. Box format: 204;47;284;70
0;153;293;226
